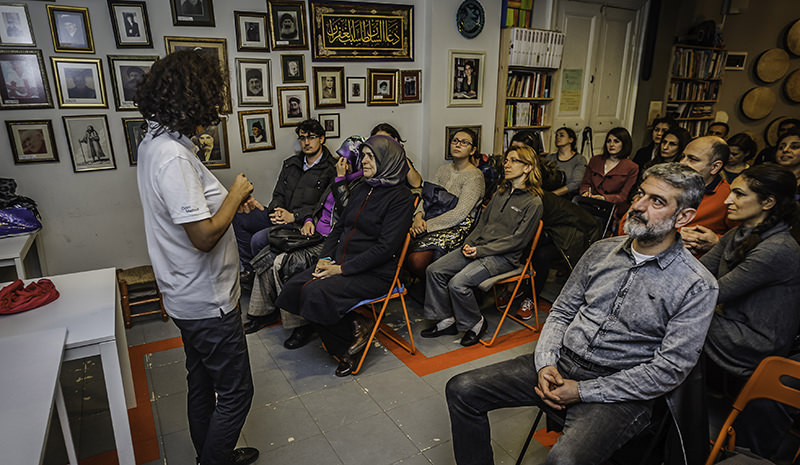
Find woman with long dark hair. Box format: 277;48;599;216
721;133;757;184
276;135;414;376
546;127;585;198
579;127;639;220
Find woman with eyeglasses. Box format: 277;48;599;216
579;127;639;221
276;135;414;376
422;146;543;347
405;128;485;278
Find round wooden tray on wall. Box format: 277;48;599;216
741;87;776;120
766;116;790;146
787;19;800;56
756;48;791;83
785;69;800;102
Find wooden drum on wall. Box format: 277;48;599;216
741;87;776;120
756;48;791;83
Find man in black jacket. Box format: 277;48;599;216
232;119;336;285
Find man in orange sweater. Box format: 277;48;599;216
677;136;737;255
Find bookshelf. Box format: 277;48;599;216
664;44;727;137
493;27;563;154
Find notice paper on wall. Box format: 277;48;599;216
559;68;582;112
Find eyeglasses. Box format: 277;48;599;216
451;138;473;147
298;135;319;142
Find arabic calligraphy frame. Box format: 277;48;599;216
309;1;413;61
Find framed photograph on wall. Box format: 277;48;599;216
192;117;229;169
346;76;365;103
277;85;309;127
313;66;344;109
238;109;275;152
108;1;152;48
367;68;398;106
444;125;481;160
280;54;304;83
318;113;339;139
6;119;58;164
46;4;94;53
108;55;156;110
0;49;52;109
122;117;147;165
164;36;231;113
51;57;107;108
400;69;421;103
234;11;268;52
268;0;308;50
0;4;35;47
63;114;116;172
448;50;484;107
170;0;215;27
236;58;271;107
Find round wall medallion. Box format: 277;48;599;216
785;69;800;103
787;19;800;56
755;48;791;83
456;0;484;39
741;87;776;120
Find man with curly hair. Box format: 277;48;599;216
134;50;259;465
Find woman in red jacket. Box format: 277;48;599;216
579;127;639;221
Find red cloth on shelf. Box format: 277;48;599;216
0;279;60;315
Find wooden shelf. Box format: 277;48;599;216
675;117;714;121
505;97;554;102
509;65;558;72
668;99;718;103
505;125;552;130
674;44;726;51
670;76;722;81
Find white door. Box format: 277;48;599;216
552;0;646;156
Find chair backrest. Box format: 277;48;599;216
572;196;616;238
520;220;544;271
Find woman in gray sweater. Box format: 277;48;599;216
701;164;800;457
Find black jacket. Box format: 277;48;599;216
268;147;337;225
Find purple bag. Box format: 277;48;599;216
0;208;41;237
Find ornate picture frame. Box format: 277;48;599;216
164;36;231;113
367;68;398;106
108;1;152;48
346;76;365;103
236;58;272;107
63;114;117;172
280;54;305;83
268;0;308;51
448;50;485;107
0;49;52;109
6;119;59;164
170;0;215;27
400;69;421;103
51;57;107;108
46;4;94;53
108;55;157;110
234;11;269;52
312;66;344;109
277;85;309;127
0;4;35;47
238;109;275;152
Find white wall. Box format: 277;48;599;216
1;0;507;275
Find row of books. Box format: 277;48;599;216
502;0;534;28
671;47;727;79
508;27;564;69
679;120;714;138
507;72;553;98
666;102;714;119
668;80;721;101
504;102;546;127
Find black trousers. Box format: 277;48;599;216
173;307;254;465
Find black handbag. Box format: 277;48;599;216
268;225;324;253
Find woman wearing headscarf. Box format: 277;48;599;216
243;136;364;348
276;135;414;376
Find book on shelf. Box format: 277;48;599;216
671;47;727;79
508;27;564;69
506;72;552;98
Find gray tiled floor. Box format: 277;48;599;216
44;285;555;465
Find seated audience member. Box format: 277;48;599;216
406;128;485;277
754;118;800;165
645;126;691;169
510;130;545;156
421;146;543;346
370;123;422;189
775;130;800;197
678;136;737;255
545;127;586;198
232;119;337;282
721;132;757;184
580;127;639;221
706;121;730;139
702;164;800;458
242;137;364;342
445;163;718;465
632;116;676;170
275;135;413;377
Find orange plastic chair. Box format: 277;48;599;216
705;356;800;465
476;220;543;347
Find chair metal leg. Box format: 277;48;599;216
481;276;538;347
529;276;539;330
353;299;390;375
516;409;545;465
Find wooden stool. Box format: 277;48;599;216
117;265;168;328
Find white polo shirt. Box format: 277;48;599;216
136;123;240;320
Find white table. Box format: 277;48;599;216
0;268;135;465
0;230;47;279
0;327;78;465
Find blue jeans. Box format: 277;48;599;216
424;250;515;331
172;307;254;465
446;353;654;465
232;209;274;267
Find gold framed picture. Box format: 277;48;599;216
46;4;94;53
367;69;398;106
164;36;231;113
51;57;107;108
238;109;275;152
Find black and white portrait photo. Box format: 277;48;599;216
277;85;309;127
236;58;271;106
47;4;94;53
0;4;34;46
269;1;307;50
108;2;153;48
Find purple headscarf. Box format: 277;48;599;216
336;135;364;182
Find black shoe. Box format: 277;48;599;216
335;354;355;377
421;322;458;338
347;315;375;355
460;320;487;347
283;325;315;349
243;312;280;334
229;447;259;465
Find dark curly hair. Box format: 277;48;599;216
134;49;226;137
